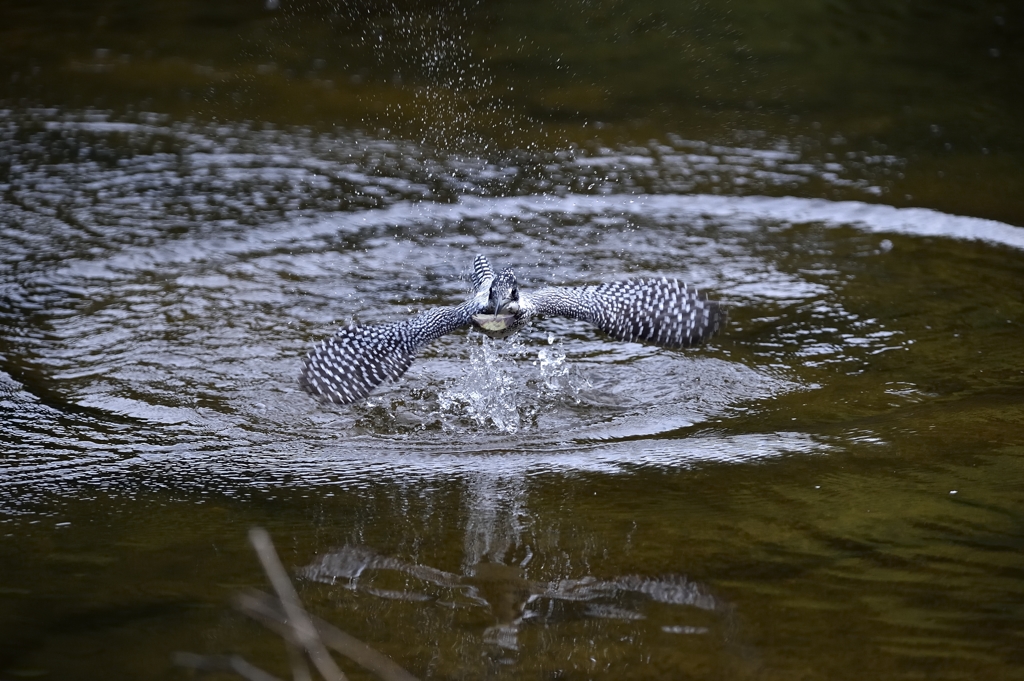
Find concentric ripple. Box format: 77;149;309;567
2;110;1023;513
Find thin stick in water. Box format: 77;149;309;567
248;527;348;681
234;589;421;681
172;652;284;681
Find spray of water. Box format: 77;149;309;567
533;332;586;403
437;334;587;434
438;336;530;434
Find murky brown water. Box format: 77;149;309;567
2;2;1023;680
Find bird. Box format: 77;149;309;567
300;255;724;404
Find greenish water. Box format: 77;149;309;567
1;1;1023;680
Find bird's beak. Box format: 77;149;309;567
490;295;519;316
487;290;502;315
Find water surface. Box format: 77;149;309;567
2;2;1024;680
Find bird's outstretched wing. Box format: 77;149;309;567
471;254;495;291
527;278;724;348
300;301;481;404
300;323;418;404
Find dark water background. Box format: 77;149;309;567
1;1;1023;679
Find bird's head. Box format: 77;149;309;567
472;267;524;338
487;267;520;316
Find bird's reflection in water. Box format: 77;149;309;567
301;545;717;651
301;477;718;652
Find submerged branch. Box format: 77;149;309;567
172;652;284;681
234;590;421;681
174;527;420;681
248;527;349;681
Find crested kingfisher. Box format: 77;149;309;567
300;255;724;404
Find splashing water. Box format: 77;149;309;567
534;333;587;403
438;336;532;434
437;334;589;434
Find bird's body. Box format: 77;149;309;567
300;255;723;404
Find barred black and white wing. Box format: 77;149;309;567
471;254;495;291
300;323;418;404
300;302;481;404
526;278;723;348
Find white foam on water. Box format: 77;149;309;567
50;193;1024;283
340;193;1024;250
